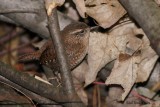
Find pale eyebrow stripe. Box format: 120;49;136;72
70;29;83;35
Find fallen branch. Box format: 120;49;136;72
0;75;57;107
0;61;81;106
0;0;74;39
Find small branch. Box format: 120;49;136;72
0;61;72;104
48;8;74;95
0;8;39;14
0;15;17;25
0;75;57;107
119;0;160;56
0;0;74;39
46;7;85;107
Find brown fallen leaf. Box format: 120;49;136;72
86;0;126;28
72;0;86;18
85;22;141;86
105;30;158;100
73;0;126;28
64;3;80;20
45;0;65;15
72;61;88;84
83;22;158;101
72;61;89;105
106;56;138;100
155;0;160;6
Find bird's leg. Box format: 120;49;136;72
53;71;62;87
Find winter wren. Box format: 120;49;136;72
19;22;90;71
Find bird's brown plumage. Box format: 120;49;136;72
19;22;90;71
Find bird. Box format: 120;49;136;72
19;22;90;77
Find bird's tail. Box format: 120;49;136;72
18;51;41;62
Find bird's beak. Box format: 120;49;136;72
90;26;99;31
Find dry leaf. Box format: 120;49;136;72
85;32;110;86
45;0;65;15
64;3;79;20
72;0;86;18
135;47;158;82
105;29;158;100
106;56;139;100
84;22;158;101
72;61;88;105
155;0;160;5
73;0;126;28
72;61;88;83
86;0;126;28
85;22;140;86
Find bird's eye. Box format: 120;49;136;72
79;29;85;35
75;29;86;37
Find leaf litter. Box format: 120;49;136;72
73;22;158;101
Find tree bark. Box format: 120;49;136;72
0;0;74;39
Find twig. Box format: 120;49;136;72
0;15;17;25
0;61;71;104
47;8;74;95
0;0;74;39
0;75;57;107
0;8;39;14
46;6;85;107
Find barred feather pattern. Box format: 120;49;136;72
19;51;41;62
